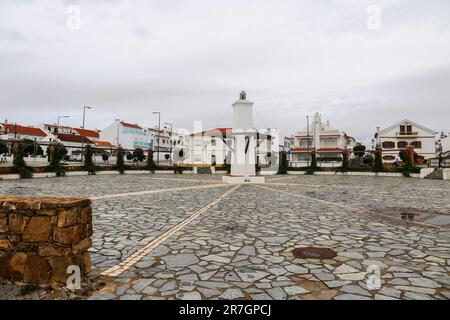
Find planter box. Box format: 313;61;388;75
33;172;57;178
444;169;450;180
66;171;90;177
259;171;277;176
0;174;20;180
346;172;376;176
0;195;92;285
287;171;306;175
124;170;151;175
96;170;121;175
377;172;403;177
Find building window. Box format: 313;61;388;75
195;139;201;146
412;141;422;149
321;139;337;147
194;155;201;162
397;141;408;148
400;125;405;133
382;141;395;149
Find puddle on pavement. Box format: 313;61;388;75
376;208;450;227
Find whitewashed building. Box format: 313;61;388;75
182;127;276;167
100;120;153;151
56;133;94;156
373;119;437;163
289;113;356;167
150;127;171;162
441;133;450;154
39;123;76;135
1;122;54;142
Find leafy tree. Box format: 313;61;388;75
353;144;366;158
126;152;134;161
82;145;99;174
0;142;8;155
178;149;184;158
46;143;68;176
133;148;145;162
13;142;33;178
22;139;43;157
101;153;110;162
114;148;126;174
165;153;170;160
362;154;374;166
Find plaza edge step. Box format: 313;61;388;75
424;168;443;180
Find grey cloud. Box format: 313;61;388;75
0;0;449;146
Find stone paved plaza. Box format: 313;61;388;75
1;174;450;300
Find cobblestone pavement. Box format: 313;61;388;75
1;174;450;300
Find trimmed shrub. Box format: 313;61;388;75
372;150;383;173
147;150;157;173
13;143;33;179
82;145;99;175
223;159;231;174
0;141;8;155
46;143;68;177
114;148;126;174
277;151;288;174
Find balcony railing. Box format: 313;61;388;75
397;132;418;136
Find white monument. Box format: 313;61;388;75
223;91;265;184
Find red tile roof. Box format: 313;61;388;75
95;140;115;148
120;122;142;130
57;134;93;144
190;128;232;137
2;123;47;137
74;128;100;138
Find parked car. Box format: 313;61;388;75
66;155;82;162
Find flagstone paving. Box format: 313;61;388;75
1;174;449;300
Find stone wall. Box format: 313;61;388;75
0;195;92;284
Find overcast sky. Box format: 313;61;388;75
1;0;449;145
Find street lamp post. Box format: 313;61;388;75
115;119;121;149
81;106;92;162
57;115;70;142
436;140;443;168
306;115;310;167
165;122;173;165
153;112;161;165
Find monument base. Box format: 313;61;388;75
222;175;265;184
